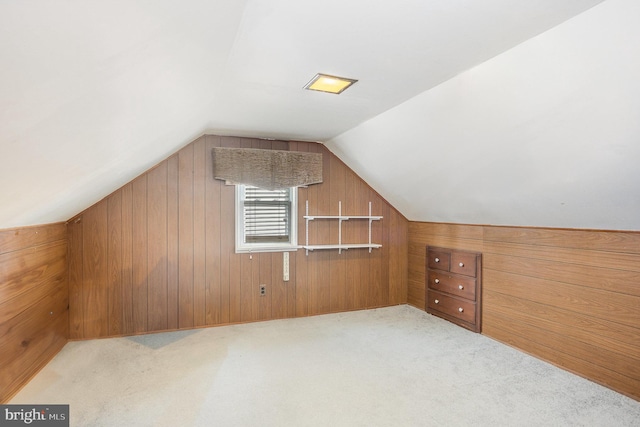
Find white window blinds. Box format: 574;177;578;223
243;186;292;243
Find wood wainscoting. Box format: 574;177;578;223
408;221;640;401
0;223;68;403
68;135;408;340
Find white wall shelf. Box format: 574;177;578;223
303;200;382;255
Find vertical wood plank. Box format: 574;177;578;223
193;137;207;327
205;135;222;325
68;218;83;339
132;176;148;333
359;181;372;308
329;155;347;312
344;169;362;310
370;194;385;306
178;144;194;329
294;143;310;317
121;184;134;334
221;137;240;323
107;191;123;335
82;199;108;338
316;145;332;314
167;155;179;330
271;252;287;320
240;253;254;321
147;163;168;331
259;252;273;320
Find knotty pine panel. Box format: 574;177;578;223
0;222;68;403
68;135;407;342
408;221;640;400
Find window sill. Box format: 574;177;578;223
235;245;302;254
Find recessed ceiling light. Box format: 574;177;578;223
304;73;358;94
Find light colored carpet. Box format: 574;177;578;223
11;305;640;426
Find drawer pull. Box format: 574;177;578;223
434;279;440;284
458;285;464;290
435;257;440;263
459;262;464;267
434;299;439;304
458;307;464;313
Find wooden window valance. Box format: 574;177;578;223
212;147;323;190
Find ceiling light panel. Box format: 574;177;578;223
304;73;358;94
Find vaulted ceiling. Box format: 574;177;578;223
3;0;638;231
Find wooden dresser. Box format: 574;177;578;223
426;246;482;332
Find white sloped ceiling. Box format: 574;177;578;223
326;0;640;231
0;0;614;229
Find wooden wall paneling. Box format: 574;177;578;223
482;316;640;400
380;200;391;306
271;140;289;151
238;139;258;323
357;180;372;309
388;208;408;305
315;145;332;314
366;194;383;307
64;135;409;341
178;144;194;329
329;154;346;312
484;269;640;328
222;137;241;323
483;226;640;254
132;176;148;333
0;287;67;403
306;145;320;315
82;200;108;338
68;219;83;339
193;137;207;327
252;253;262;321
0;222;69;403
343;169;361;310
107;192;123;336
0;223;66;254
205;135;222;325
240;254;254;322
167;155;179;330
0;241;66;317
270;252;287;319
484;247;640;296
0;279;68;369
260;252;274;320
286;250;296;318
484;240;640;274
293;141;309;317
147;162;168;332
483;291;640;358
410;222;484;241
121;184;134;334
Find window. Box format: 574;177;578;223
235;185;298;253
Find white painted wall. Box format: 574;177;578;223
326;0;640;230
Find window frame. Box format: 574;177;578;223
235;184;299;253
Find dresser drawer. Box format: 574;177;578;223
450;251;478;277
427;291;476;324
427;271;476;301
427;249;450;271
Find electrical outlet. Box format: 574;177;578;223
283;252;290;281
259;284;266;296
